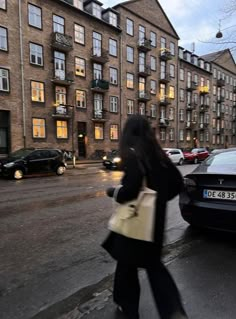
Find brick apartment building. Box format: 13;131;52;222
0;0;236;159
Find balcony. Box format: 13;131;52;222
138;65;151;77
91;109;108;122
159;118;169;127
199;105;209;112
137;39;152;52
199;86;209;95
186;81;198;91
185;121;195;129
216;110;225;119
51;71;74;86
159;73;170;84
51;104;72;119
51;32;73;52
90;48;109;64
199;123;208;130
159;49;172;61
137;91;151;101
159;96;171;106
91;79;109;92
217;78;225;87
186;103;195;110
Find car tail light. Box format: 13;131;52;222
184;177;197;193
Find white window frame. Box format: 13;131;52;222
0;0;6;10
110;96;118;113
109;12;117;27
75;57;86;77
150;56;156;71
127;99;134;114
0;27;7;51
126;18;134;36
55;86;66;105
92;3;101;19
0;68;9;92
74;0;83;10
56;120;68;139
74;24;85;44
76;90;86;108
30;43;43;66
109;38;117;56
150;104;157;118
94;123;104;140
110;124;119;140
127;73;134;89
31;81;44;102
126;46;134;63
150;31;156;47
110;67;118;85
28;4;42;29
53;15;64;34
32;118;46;138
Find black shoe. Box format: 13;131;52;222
116;305;139;319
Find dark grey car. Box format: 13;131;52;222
180;148;236;231
0;148;66;180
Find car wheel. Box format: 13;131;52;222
193;158;198;164
14;169;24;180
178;158;184;166
56;165;65;175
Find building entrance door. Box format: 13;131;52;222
78;122;86;158
0;111;10;156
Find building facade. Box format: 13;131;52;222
0;0;236;159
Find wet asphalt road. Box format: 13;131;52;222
0;164;197;319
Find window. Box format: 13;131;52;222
150;31;156;47
94;93;103;117
109;12;117;27
179;109;184;121
169;128;174;141
110;124;118;140
74;0;83;9
74;24;85;44
160;128;166;141
169;107;174;120
127;99;134;114
31;81;44;102
75;57;85;77
110;96;118;113
213;68;217;78
92;3;101;19
0;68;9;92
186;130;191;142
170;42;175;55
126;46;134;63
126;18;134;36
54;51;65;80
53;15;64;33
169;86;175;99
110;67;118;84
0;0;6;10
0;27;7;51
150;56;156;71
94;123;104;140
93;63;102;80
180;89;184;101
57;120;68;138
139;102;145;115
150;80;156;94
109;39;117;56
28;4;42;29
32;118;46;138
179;129;184;141
92;32;102;56
180;69;184;81
170;64;175;78
76;90;86;108
138;25;145;43
30;43;43;66
126;73;134;89
55;86;66;105
150;104;157;118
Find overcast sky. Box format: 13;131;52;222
101;0;236;58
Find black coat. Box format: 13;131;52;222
102;150;183;267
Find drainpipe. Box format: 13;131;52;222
176;51;179;149
119;32;123;136
18;0;26;148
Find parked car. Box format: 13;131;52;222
0;148;66;180
179;148;236;232
102;150;122;170
163;148;184;165
183;147;209;164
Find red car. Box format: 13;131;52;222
183;148;209;164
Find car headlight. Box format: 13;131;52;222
113;157;121;163
3;162;15;168
102;156;107;160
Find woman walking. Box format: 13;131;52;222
102;115;188;319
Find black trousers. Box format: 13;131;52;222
113;260;187;319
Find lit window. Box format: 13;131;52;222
0;68;9;92
28;4;42;29
55;86;66;105
110;96;118;112
110;124;118;140
56;120;68;138
74;24;85;44
126;73;134;89
94;123;104;140
76;90;86;108
31;81;44;102
169;86;175;99
75;57;85;77
30;43;43;66
32;118;45;138
0;27;7;51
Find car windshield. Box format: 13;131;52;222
8;149;34;159
205;151;236;166
191;148;200;153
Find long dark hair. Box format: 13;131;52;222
119;115;168;168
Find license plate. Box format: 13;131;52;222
203;189;236;201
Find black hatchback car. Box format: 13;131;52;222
0;148;66;180
180;148;236;232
